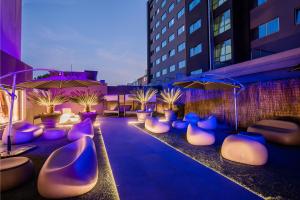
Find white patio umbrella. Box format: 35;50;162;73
173;74;245;131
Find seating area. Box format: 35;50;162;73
145;117;170;134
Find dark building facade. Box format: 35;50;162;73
147;0;300;85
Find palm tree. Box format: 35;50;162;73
131;88;157;111
160;88;182;110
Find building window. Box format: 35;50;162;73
257;0;267;6
212;0;227;10
190;43;202;57
178;60;186;69
162;40;167;48
156;71;161;77
155;46;160;52
177;7;185;19
254;17;279;39
178;42;186;52
162;26;167;35
162;12;167;21
162;54;167;61
189;0;201;12
191;69;203;75
169;33;175;42
170;65;176;72
214;39;232;64
178;25;185;35
162;68;168;75
155;8;160;16
155;21;160;28
169;49;176;57
214;9;231;36
169;18;175;28
155;33;160;40
177;0;182;2
189;19;201;34
169;3;175;13
161;0;166;8
155;58;161;65
295;8;300;25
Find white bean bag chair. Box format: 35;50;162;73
38;136;98;199
145;117;170;134
67;118;94;141
2;121;43;144
221;134;268;165
0;157;34;191
183;112;201;124
172;120;188;129
186;124;215;145
197;116;217;130
43;128;66;140
247;119;300;145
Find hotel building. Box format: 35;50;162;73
146;0;300;85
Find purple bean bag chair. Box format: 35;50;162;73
67;118;94;141
2;121;43;144
38;136;98;198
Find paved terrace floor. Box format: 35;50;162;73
100;117;262;200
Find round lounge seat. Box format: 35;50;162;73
172;120;188;129
67;118;94;141
186;124;215;145
197;116;217;130
247;119;300;146
221;134;268;166
0;157;34;191
145;117;170;134
38;136;98;199
184;112;201;124
43;128;66;140
2;121;43;144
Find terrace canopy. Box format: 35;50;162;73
17;75;101;89
173;75;244;131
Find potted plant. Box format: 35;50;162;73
27;89;68;128
131;88;157;122
70;89;103;123
160;88;182;122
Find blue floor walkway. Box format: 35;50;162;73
100;117;262;200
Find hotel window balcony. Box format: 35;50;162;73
156;71;161;77
212;0;227;10
169;3;175;13
155;46;160;52
214;9;231;36
162;54;167;61
161;0;166;8
169;49;176;57
169;18;175;28
177;7;185;19
162;12;167;21
178;25;185;35
155;33;160;40
214;39;232;64
168;33;175;42
178;42;186;52
295;8;300;25
162;68;168;75
169;64;176;72
189;19;201;34
155;58;161;65
252;17;279;40
178;60;186;69
162;40;167;48
190;43;202;57
189;0;201;12
162;26;167;35
155;20;160;28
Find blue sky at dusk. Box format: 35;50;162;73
21;0;147;85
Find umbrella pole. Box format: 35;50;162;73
233;87;238;131
7;74;17;153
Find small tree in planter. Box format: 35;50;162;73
70;89;103;123
131;88;157;122
27;89;68;128
160;88;182;122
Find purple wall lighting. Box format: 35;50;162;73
0;0;22;59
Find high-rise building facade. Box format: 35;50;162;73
147;0;300;85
